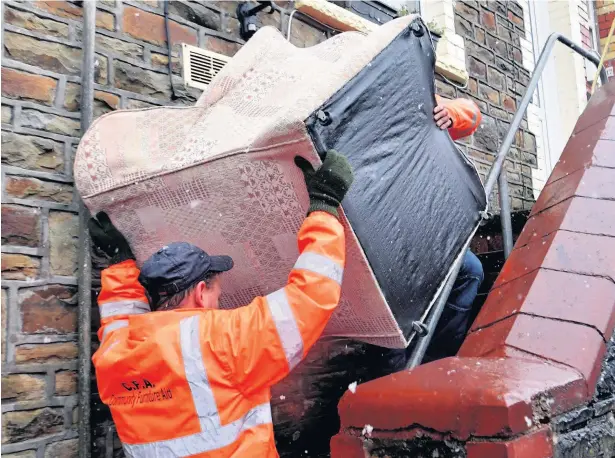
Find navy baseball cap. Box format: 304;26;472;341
139;242;233;307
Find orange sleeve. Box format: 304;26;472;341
436;95;482;140
216;211;345;395
97;260;150;343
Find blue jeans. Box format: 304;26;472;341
383;250;484;370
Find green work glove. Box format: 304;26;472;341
88;211;135;265
295;150;354;218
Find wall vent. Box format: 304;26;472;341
181;44;231;90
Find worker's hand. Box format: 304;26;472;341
434;104;453;130
88;211;135;265
295;150;354;218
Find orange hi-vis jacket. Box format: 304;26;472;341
92;211;345;457
436;95;482;140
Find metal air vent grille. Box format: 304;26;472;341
181;44;231;90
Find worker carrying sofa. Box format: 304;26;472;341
90;151;353;457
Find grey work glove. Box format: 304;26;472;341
295;150;354;218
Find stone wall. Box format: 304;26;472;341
451;0;537;211
1;1;538;457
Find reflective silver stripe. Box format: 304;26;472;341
99;300;150;319
122;314;272;457
293;252;343;285
122;403;272;457
180;315;220;431
101;319;128;341
266;289;304;370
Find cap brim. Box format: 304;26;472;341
209;255;234;273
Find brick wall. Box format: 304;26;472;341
452;0;537;211
1;1;536;457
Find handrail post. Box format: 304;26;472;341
498;170;513;258
78;1;95;457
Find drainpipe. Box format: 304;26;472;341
78;1;95;457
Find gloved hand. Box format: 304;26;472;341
295;150;354;218
88;211;135;265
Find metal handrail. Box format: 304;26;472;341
486;33;608;258
407;33;608;369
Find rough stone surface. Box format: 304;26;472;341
64;82;120;117
203;35;241;57
2;105;13;124
49;212;78;276
122;5;197;46
1;205;41;247
169;1;220;30
5;176;73;203
44;439;78;458
55;371;78;396
31;1;114;31
20;285;78;334
1;132;64;172
1;374;46;402
95;33;144;59
1;68;57;105
2;408;64;444
113;60;171;99
554;413;615;458
4;7;69;38
1;254;40;281
4;31;81;75
20;109;80;137
15;342;78;364
2;291;7;362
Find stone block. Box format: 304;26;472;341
64;82;120;117
4;7;69;38
125;99;159;109
454;15;473;39
2;408;64;444
151;52;181;74
203;35;241;57
455;1;479;22
2;105;13;124
20;109;80;137
5;176;73;203
20;285;77;334
465;39;495;64
481;9;496;31
502;93;516;112
113;61;171;100
122;6;197;46
2;290;6;362
1;132;64;172
288;17;327;48
168;1;220;30
468;56;487;80
49;212;78;276
4;32;81;75
55;371;77;396
1;205;41;248
487;65;505;90
1;374;46;402
473;114;498;151
32;1;114;31
15;342;78;364
45;439;78;458
95;34;144;59
1;68;57;105
1;254;40;281
479;83;500;105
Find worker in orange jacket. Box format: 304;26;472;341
90;151;353;457
383;95;485;370
429;95;484;361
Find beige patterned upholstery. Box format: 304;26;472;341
75;16;421;349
